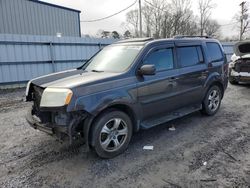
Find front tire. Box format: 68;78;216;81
229;76;238;85
229;68;238;85
91;110;133;158
201;85;222;116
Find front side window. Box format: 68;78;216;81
177;46;202;67
143;48;174;71
206;42;223;62
85;45;143;72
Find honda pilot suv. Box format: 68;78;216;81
26;37;228;158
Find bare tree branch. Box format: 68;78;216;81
198;0;215;36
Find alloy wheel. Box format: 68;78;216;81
99;118;128;152
208;89;220;112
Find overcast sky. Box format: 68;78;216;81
42;0;248;37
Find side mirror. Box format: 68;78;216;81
138;64;156;76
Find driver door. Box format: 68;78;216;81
137;43;180;120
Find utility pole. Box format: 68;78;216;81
239;1;246;41
139;0;142;37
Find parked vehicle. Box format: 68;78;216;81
229;41;250;84
25;37;228;158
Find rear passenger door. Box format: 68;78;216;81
175;42;208;107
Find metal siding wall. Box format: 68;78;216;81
0;34;116;87
0;0;80;37
0;37;235;88
221;42;236;63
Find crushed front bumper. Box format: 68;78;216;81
26;110;67;136
230;70;250;82
26;108;87;143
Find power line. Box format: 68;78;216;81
80;0;137;22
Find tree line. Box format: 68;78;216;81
94;0;249;40
126;0;220;38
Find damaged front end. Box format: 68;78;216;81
229;41;250;83
26;85;89;144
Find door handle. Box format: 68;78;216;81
200;71;209;79
202;71;209;74
169;77;178;82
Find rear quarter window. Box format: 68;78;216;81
206;42;223;62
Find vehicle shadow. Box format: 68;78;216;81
21;111;202;167
231;82;250;88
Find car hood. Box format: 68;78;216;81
234;40;250;57
31;69;120;88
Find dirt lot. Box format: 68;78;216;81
0;84;250;188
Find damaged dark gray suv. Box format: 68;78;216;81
26;37;228;158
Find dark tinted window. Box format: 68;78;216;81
177;46;201;67
207;42;223;62
144;48;174;71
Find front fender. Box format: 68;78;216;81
73;86;138;116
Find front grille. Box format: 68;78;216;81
33;86;44;111
31;86;51;124
235;59;250;72
239;65;250;72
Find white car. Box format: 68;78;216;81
229;41;250;84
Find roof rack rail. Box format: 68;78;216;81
174;35;212;39
115;37;154;43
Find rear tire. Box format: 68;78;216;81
201;85;222;116
91;110;132;158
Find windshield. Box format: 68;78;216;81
85;44;143;72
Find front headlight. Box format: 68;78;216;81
40;88;73;107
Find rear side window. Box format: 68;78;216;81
206;42;223;62
144;48;174;71
177;46;203;67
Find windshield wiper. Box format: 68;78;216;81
91;70;104;73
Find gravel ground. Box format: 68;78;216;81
0;84;250;188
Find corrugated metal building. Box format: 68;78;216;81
0;0;81;37
0;34;117;88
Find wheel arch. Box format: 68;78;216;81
204;72;225;99
87;103;140;147
93;104;139;132
210;81;224;98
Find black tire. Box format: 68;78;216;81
91;110;133;158
229;68;238;85
201;85;222;116
229;76;238;85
